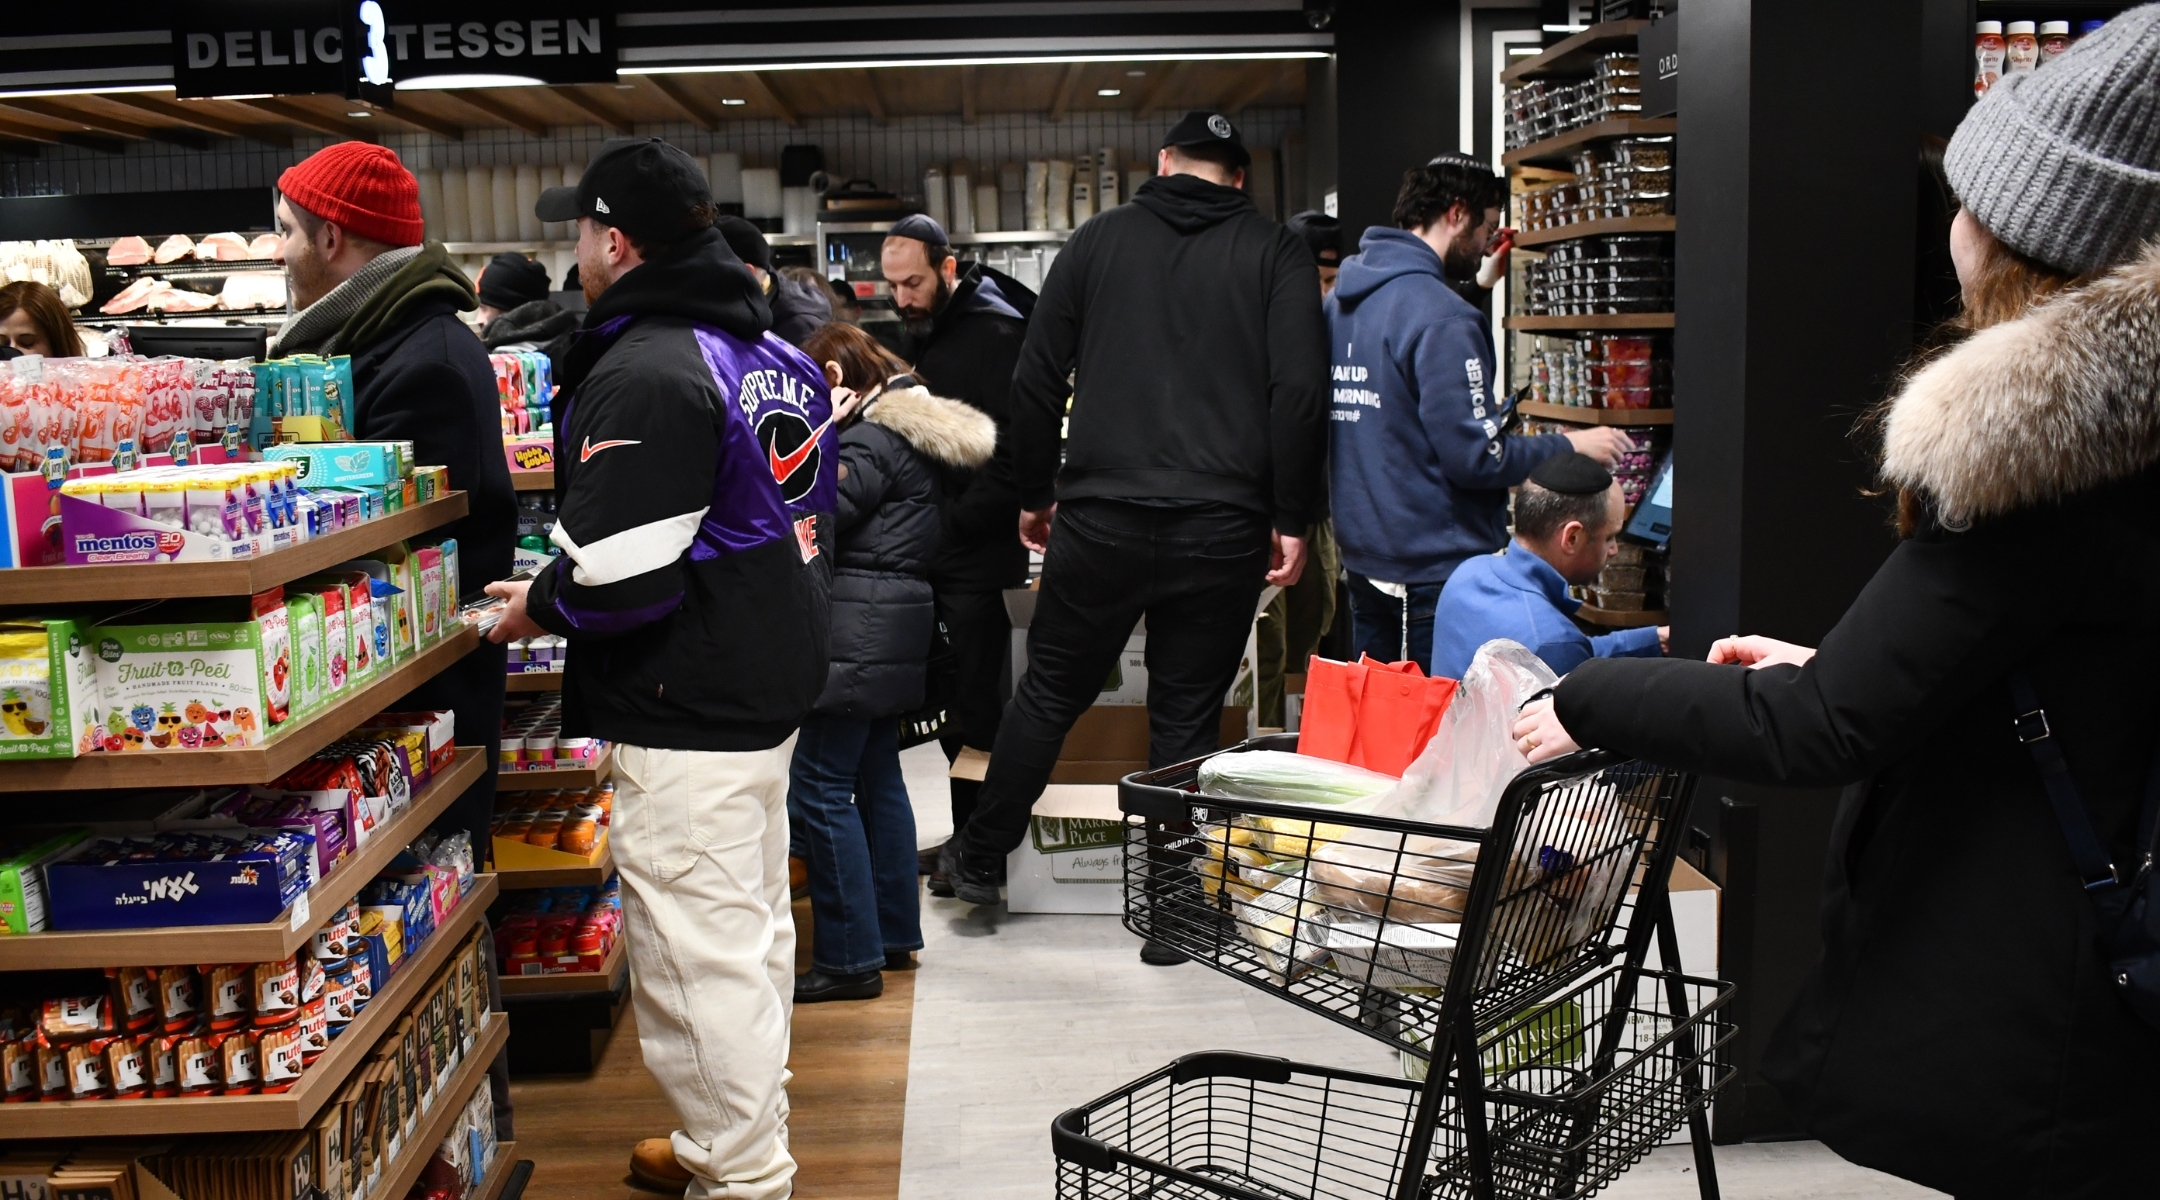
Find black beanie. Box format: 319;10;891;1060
716;216;774;274
477;253;551;310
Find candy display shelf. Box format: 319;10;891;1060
367;1016;511;1200
496;839;612;890
0;749;486;970
0;493;468;605
495;744;611;792
496;935;626;997
504;671;563;693
0;874;498;1138
1516;401;1674;426
472;1140;521;1200
510;470;554;493
1514;214;1676;248
0;626;479;792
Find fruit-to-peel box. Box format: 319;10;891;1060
90;612;274;751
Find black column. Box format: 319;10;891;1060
1333;0;1459;239
1672;0;1942;1142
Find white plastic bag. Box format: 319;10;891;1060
1371;640;1558;829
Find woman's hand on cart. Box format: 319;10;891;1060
1707;635;1816;670
1513;696;1579;764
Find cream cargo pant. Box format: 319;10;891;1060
613;740;798;1200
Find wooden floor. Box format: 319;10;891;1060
510;899;914;1200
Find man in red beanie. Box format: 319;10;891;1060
273;137;517;1056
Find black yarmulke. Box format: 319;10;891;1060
1528;452;1613;495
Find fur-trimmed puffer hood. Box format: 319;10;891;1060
1882;239;2160;527
859;384;998;470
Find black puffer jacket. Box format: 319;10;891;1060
1555;240;2160;1199
817;384;998;718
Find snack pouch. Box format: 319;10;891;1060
415;547;444;643
251;588;293;726
315;585;349;695
288;594;326;715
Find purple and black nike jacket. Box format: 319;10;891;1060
527;228;837;752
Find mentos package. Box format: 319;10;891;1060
0;617;103;759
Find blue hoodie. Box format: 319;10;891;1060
1326;227;1569;584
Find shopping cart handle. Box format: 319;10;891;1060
1166;1050;1296;1087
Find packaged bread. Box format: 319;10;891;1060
1308;834;1479;924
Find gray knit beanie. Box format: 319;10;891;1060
1945;3;2160;276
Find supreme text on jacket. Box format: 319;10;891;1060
1009;173;1329;535
1327;227;1569;584
527;226;837;752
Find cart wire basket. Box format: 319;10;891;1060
1054;737;1733;1200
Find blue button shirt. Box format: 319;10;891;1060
1431;541;1662;679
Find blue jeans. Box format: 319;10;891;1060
1346;572;1445;675
786;714;923;975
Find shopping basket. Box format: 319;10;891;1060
1050;736;1734;1200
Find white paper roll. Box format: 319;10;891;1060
1071;181;1094;226
465;166;496;244
440;167;471;243
515;165;543;243
975;183;1001;233
416;170;445;242
949;173;974;235
924;168;948;228
1046;161;1072;231
708;153;743;205
742;168;783;219
782;186;816;235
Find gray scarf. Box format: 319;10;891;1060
275;244;424;357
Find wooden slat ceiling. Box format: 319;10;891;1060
0;58;1305;150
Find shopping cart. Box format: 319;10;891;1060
1050;734;1734;1200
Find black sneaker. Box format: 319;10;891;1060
927;868;955;898
794;968;884;1003
1139;940;1187;966
917;842;944;876
937;840;1004;907
884;951;917;971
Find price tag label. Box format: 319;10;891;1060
288;892;312;933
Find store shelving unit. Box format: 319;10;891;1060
1503;21;1675;633
473;1143;521;1200
497;935;626;997
497;839;612;891
511;470;555;492
3;876;499;1137
504;671;564;693
0;493;468;605
0;495;502;1161
496;744;611;792
0;749;486;970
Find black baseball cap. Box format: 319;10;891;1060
536;138;713;242
1162;110;1251;168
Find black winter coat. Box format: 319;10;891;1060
1010;172;1329;536
817;384;997;718
1555;241;2160;1199
910;265;1030;592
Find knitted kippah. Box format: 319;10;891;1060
887;213;950;247
1528;452;1613;495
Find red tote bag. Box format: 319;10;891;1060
1296;655;1459;776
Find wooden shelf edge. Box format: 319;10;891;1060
0;625;479;791
474;1141;520;1200
1513;215;1676;247
1517;401;1674;426
496;841;612;890
1504;313;1675;330
504;671;563;692
1502;118;1677;168
1575;605;1667;628
510;471;554;492
374;1014;512;1200
0;875;498;1139
0;749;488;970
0;493;469;606
1499;19;1651;84
498;936;625;995
495;745;612;791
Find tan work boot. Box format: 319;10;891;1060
629;1139;692;1192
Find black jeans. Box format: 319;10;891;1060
934;588;1013;832
957;500;1271;860
1346;571;1445;675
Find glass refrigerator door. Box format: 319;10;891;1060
824;227;905;352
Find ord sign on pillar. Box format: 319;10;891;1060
170;0;615;98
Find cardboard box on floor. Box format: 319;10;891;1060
1004;784;1125;915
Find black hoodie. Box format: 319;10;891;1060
527;226;837;752
1010;173;1329;535
909;263;1031;592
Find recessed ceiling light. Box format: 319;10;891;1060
1506;47;1540;55
721;98;747;105
1126;69;1147;77
347;111;372;118
1097;88;1121;97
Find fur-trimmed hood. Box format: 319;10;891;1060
1882;239;2160;526
860;384;997;469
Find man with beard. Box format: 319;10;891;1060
878;213;1029;890
1325;155;1630;671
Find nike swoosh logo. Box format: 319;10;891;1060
581;437;641;463
767;415;836;485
